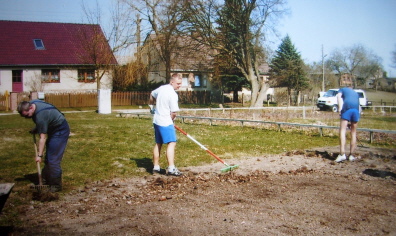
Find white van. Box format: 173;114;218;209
317;88;369;112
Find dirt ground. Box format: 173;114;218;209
5;145;396;235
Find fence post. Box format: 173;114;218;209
10;92;18;111
5;90;9;111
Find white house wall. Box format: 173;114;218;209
0;69;112;94
0;70;12;94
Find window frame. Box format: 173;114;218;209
41;69;60;83
78;69;96;83
12;70;23;83
193;75;207;88
33;39;45;50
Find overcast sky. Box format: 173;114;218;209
0;0;395;76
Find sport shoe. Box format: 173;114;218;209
335;154;347;163
349;155;356;161
167;168;182;176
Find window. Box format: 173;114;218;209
182;74;189;87
12;70;23;83
202;77;207;87
41;69;60;83
33;39;45;50
194;75;201;87
193;75;207;88
78;69;96;83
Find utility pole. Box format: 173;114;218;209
321;45;327;92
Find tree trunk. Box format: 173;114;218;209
296;90;301;106
233;90;238;102
249;75;259;106
254;83;269;107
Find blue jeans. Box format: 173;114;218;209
42;120;70;187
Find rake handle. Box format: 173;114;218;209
174;125;228;165
33;134;43;186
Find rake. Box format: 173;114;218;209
174;125;239;172
31;134;50;191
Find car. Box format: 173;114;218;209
316;88;370;112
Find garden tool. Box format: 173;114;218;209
174;125;239;172
31;134;50;191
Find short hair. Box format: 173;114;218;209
17;101;31;115
171;73;181;80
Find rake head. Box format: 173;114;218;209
221;164;239;173
30;184;50;192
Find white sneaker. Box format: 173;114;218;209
349;155;355;161
335;154;347;163
167;167;182;176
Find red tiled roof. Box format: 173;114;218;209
0;20;117;66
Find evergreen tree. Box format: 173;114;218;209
270;35;309;105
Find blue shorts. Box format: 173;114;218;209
154;124;177;144
341;108;360;122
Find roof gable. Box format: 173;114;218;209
0;20;117;66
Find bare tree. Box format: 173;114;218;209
26;72;46;92
81;0;137;89
358;56;383;91
184;0;287;107
392;44;396;69
123;0;190;82
326;44;383;87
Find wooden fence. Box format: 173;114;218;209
112;91;151;106
44;91;151;108
45;93;98;108
0;90;212;110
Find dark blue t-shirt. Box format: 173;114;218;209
31;100;66;135
338;87;360;113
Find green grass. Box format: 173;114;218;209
0;112;339;189
365;89;396;105
0;108;395;227
2;110;395;190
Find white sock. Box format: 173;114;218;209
153;165;160;170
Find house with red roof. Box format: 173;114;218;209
0;20;117;95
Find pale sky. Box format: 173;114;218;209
0;0;395;76
275;0;396;76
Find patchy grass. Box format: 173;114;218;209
2;109;394;190
0;112;339;188
0;109;395;227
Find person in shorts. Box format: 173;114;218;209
149;73;183;175
335;86;360;162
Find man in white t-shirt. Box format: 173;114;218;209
149;73;183;176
